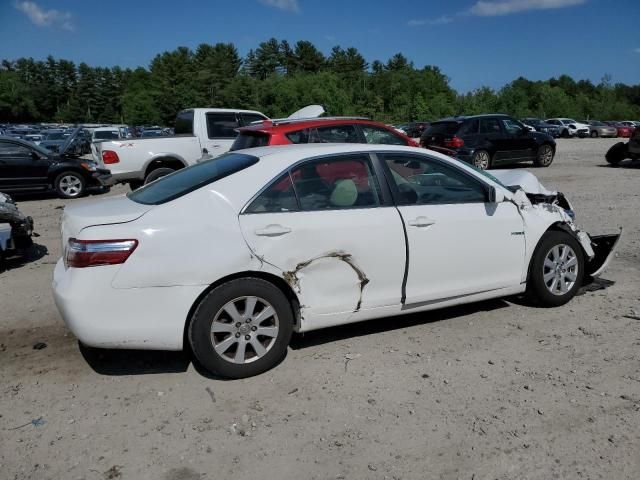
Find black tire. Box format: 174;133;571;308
188;278;294;378
590;130;598;138
533;143;554;167
128;180;144;191
54;171;86;199
471;150;491;170
144;167;175;185
526;231;584;307
605;142;628;165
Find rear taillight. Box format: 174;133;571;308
102;150;120;164
443;136;464;148
66;238;138;268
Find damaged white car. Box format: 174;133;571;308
52;144;621;378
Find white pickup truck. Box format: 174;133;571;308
95;108;270;188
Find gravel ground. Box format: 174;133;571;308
1;138;639;480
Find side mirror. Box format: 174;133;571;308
488;186;505;204
31;151;41;160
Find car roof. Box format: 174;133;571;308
433;114;511;123
237;117;402;133
185;108;266;116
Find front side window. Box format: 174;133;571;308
383;154;487;205
361;126;406;145
206;113;239;139
0;142;31;157
479;118;502;134
501;118;525;134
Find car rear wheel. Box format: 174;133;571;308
605;142;628;165
590;130;598;138
188;278;294;378
526;231;584;307
144;167;175;185
534;144;554;167
472;150;491;170
54;172;85;199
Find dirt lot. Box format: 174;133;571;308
1;138;639;480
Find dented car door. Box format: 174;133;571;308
239;153;406;316
380;152;525;305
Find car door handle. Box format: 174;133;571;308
408;216;436;228
254;224;292;237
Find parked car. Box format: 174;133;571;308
586;121;618;138
23;134;44;145
605;128;640;165
521;118;560;137
53;143;621;378
229;118;418;152
603;121;632;138
420;114;556;170
40;130;71;153
545;118;590;138
0;129;111;199
93;108;275;189
0;192;33;268
619;121;638;130
396;121;431;138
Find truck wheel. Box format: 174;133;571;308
605;142;628;165
144;167;175;185
54;172;86;199
526;231;584;307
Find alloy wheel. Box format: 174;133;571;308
473;151;490;170
538;145;553;166
543;244;578;296
210;296;279;364
59;175;83;197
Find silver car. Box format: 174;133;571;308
587;121;618;138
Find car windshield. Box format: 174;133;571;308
564;119;577;124
425;121;460;135
94;131;120;139
128;153;259;205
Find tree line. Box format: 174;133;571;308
1;38;639;126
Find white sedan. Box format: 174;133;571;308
53;144;620;378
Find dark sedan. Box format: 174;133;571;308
0;131;111;199
421;114;556;170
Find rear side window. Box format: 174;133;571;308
206;113;239;139
286;128;311;144
458;119;479;135
245;173;298;213
230;132;270;151
425;122;461;135
479;118;502;134
128;153;259;205
310;125;359;143
361;126;406;145
174;110;194;135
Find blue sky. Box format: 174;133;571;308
0;0;638;92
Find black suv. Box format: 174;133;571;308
0;128;111;199
420;114;556;170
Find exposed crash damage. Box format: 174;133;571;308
0;192;34;266
490;170;622;281
283;251;370;312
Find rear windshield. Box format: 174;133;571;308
128;153;259;205
94;131;120;140
230;132;270;151
424;122;461;136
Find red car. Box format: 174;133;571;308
230;117;419;151
605;121;634;138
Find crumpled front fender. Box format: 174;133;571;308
586;229;623;277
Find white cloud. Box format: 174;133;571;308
470;0;586;16
408;15;454;27
14;1;74;30
258;0;299;12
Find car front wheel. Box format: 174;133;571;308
526;231;584;307
54;171;86;199
188;278;294;378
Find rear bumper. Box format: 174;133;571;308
52;259;206;350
